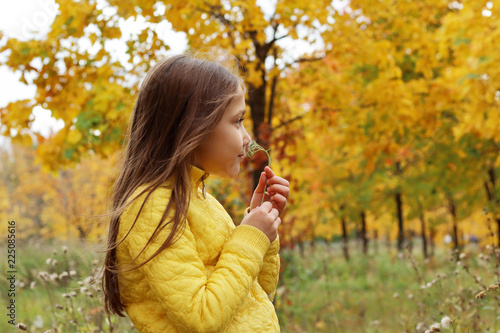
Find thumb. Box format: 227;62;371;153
264;166;275;178
255;172;267;193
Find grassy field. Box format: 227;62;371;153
277;241;500;332
1;238;499;332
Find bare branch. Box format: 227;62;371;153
268;16;288;44
195;3;241;51
283;55;326;69
272;34;288;43
199;2;236;31
271;112;307;131
272;106;343;131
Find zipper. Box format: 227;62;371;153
200;173;208;199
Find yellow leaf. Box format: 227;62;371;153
67;130;82;145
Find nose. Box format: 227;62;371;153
242;125;252;147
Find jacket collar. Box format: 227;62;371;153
190;165;209;197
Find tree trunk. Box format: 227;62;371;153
248;77;269;188
496;218;500;248
245;43;274;189
395;162;404;251
448;195;459;249
341;216;349;261
419;211;428;259
395;191;404;251
298;241;305;258
429;228;435;257
77;225;87;240
360;211;368;255
484;167;500;247
488;167;496;193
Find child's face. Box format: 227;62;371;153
193;86;252;178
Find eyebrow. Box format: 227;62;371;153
235;110;246;117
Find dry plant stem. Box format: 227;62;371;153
107;311;114;333
41;279;58;329
462;265;487;290
405;246;433;300
405;246;424;285
82;297;92;332
68;296;81;329
486;216;500;281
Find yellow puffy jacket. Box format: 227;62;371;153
116;166;281;332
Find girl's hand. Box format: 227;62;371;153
250;166;289;216
241;201;281;242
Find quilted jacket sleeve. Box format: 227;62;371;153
122;202;271;333
242;207;280;300
258;235;280;301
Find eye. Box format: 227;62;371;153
236;117;245;125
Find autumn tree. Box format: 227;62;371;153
271;0;499;250
1;0;499;249
0;0;336;188
0;142;113;240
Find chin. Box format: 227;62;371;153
222;163;241;179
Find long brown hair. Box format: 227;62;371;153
102;54;244;316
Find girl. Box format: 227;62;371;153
102;54;290;333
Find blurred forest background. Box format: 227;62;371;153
1;0;499;332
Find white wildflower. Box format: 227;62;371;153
16;323;28;330
441;316;452;328
429;322;441;332
84;276;94;285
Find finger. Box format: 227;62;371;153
274;217;281;227
261;201;273;211
267;184;290;198
254;172;267;193
271;193;287;207
269;208;279;220
267;176;290;187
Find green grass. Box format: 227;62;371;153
1;239;499;332
1;239;134;332
277;241;500;332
